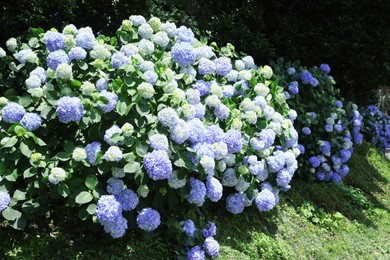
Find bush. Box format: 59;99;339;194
360;105;390;150
0;15;300;258
271;58;363;183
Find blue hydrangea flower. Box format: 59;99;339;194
106;177;124;195
20;113;42;131
171;42;196;67
111;52;130;69
338;165;349;177
325;124;334;132
287;67;296;75
44;32;65;52
143;150;172;180
176;26;195;43
47;50;69;70
319;141;331;156
249;161;267;180
186;246;205;260
96;78;108;92
309;156;321;168
99;90;118;113
302;127;311;135
198;58;216;75
149;134;169;151
104;125;123;146
335;100;343;108
158;107;180;128
223;129;242;153
56;96;84;123
76;27;95;49
30;67;47;84
202;222;216;238
102;215;127;238
85;142;101;165
204;125;224;144
203;237;220;257
276;168;293;188
259;129;276;149
187;118;208;144
214;57;232;76
69;47;87;60
340;149;352;163
267;150;286;173
2;102;25;123
330;172;341;184
143;70;158;85
187;177;206;206
129;15;146;26
214;104;230;120
255;188;276;211
206;177;223;202
193;80;211;97
288;81;299;95
320;63;331;74
0;192;10;212
181;219;196;237
138;23;154;39
222;84;236;98
136;208;161;232
115;189;139;211
226;193;245;214
96;195;123;222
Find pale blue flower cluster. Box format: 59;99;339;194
136;207;161;231
2;102;25;123
0;192;10;212
56;96;84;123
20;113;42;131
44;32;65;52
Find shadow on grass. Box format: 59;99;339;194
285;142;390;229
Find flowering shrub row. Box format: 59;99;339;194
0;16;301;258
360;105;390;150
271;59;363;183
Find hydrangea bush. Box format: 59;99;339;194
0;15;300;257
271;59;363;183
360;105;390;150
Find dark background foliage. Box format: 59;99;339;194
1;0;389;105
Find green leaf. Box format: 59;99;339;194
85;175;98;190
3;136;18;148
19;142;32;157
71;80;82;88
124;76;136;87
97;95;109;106
135;143;148;157
136;102;150;116
2;208;22;221
124;162;141;173
90;108;102;123
13;190;26;201
56;152;70;161
12;216;27;230
57;183;71;198
78;206;89;220
174;158;186;168
75;191;93;204
87;204;97;215
28;37;40;48
22;200;40;213
23;167;37;178
19;95;32;107
78;61;88;70
5;169;18;182
14;125;27;136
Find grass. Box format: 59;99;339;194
1;141;389;259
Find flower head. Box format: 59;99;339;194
136;208;161;232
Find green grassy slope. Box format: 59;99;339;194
1;142;389;259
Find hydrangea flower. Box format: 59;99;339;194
202;222;217;238
102;215;128;238
72;147;87;161
136;207;161;232
203;237;220;257
85;142;101;165
2;102;25;123
30;67;47;83
206;177;223;202
69;47;87;60
198;58;216;75
149;134;169;151
143;150;173;180
106;177;124;195
267;150;286;173
181;219;196;237
143;70;158;85
111;52;130;69
176;26;195;43
168;171;187;189
56;96;84;123
223;129;242;153
129;15;146;26
309;156;321;168
44;31;65;52
288;81;299;95
187;177;206;206
255;188;277;211
0;192;11;212
302;127;311;135
214;57;232;76
226;193;245;214
170;120;190;144
56;63;73;80
76;27;95;49
171;42;196;67
48;167;67;184
152;31;170;47
186;246;205;260
25;75;42;89
104;146;123;162
96;195;122;222
14;49;38;64
138;23;154;39
104;125;123;146
320;63;331;73
287;67;296;75
99;91;118;113
158;107;179;128
47;50;69;70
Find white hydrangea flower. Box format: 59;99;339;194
137;82;155;99
90;44;111;60
56;64;73;80
48;167;67;184
254;83;270;97
138;39;155;56
121;123;134;137
72;148;87;161
80;81;96;96
0;47;6;58
261;65;273;79
6;38;17;52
